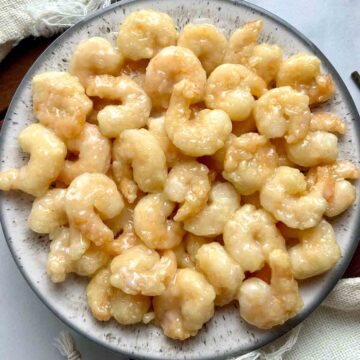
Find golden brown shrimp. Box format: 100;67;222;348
69;37;123;87
145;46;206;109
238;249;303;329
32;72;92;139
58;123;111;185
165;79;232;156
65;173;124;246
0;124;66;197
86;75;151;138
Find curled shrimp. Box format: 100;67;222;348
223;204;286;272
133;193;184;249
195;242;244;306
112;129;167;203
310;112;346;134
0;124;66;197
65;173;124;246
58;123;111;185
87;267;151;324
223;133;278;195
103;223;142;256
47;227;109;282
286;131;338;167
238;249;303;329
260;166;327;229
153;268;216;340
147;115;185;167
86;75;151;138
205;64;267;121
285;112;345;167
307;160;360;217
280;220;341;279
276;53;334;105
110;245;177;296
224;20;263;64
184;182;240;237
28;188;67;234
177;23;227;74
165;79;232;156
69;37;123;87
254;86;311;143
144;46;206;109
32;72;92;139
117;9;178;61
247;43;283;85
164;160;211;222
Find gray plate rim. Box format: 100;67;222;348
0;0;359;359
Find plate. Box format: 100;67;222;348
1;0;359;359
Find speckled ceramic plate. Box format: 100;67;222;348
1;0;359;359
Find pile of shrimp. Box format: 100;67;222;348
1;9;358;340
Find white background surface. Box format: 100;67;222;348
1;1;360;359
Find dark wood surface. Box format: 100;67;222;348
0;36;359;278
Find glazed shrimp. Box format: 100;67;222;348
310;112;346;134
0;124;66;197
276;53;334;105
184;182;240;237
286;131;338;167
69;37;123;87
247;44;283;85
254;86;311;143
285;112;346;167
238;249;303;329
144;46;206;109
86;75;151;138
205;64;267;121
281;220;341;279
47;227;110;282
153;268;216;340
147;115;185;167
117;10;178;61
58;123;111;185
195;242;244;306
112;129;167;203
307;160;360;217
224;20;263;64
260;166;327;229
28;188;67;234
32;72;92;139
223;204;286;272
87;267;151;324
103;223;142;256
133;193;184;249
165;79;232;156
177;23;227;74
65;173;124;246
110;245;177;296
164;160;211;222
223;133;278;195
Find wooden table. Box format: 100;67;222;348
0;36;359;278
